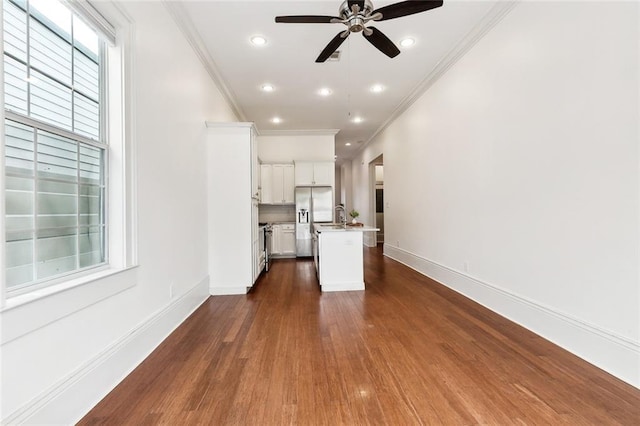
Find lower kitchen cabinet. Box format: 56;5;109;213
271;223;296;257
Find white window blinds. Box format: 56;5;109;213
4;0;107;292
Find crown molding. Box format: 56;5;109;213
205;121;254;129
258;129;341;137
360;0;520;152
162;1;246;122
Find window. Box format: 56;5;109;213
4;0;107;293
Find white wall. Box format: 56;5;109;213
340;161;354;215
350;1;639;387
335;165;342;207
257;133;335;163
351;137;384;246
375;165;384;184
0;1;237;423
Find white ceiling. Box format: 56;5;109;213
173;0;501;162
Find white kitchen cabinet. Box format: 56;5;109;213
272;165;284;204
280;224;296;255
312;162;332;186
206;122;262;295
260;164;273;204
271;224;282;255
271;223;296;257
294;162;314;186
294;161;334;186
260;164;295;204
277;164;295;203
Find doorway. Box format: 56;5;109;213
370;155;384;246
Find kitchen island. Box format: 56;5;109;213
313;224;379;292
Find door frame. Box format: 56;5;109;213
367;155;383;247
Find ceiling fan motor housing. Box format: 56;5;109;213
340;0;374;33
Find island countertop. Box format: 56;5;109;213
314;224;379;233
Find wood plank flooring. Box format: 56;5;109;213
80;246;640;425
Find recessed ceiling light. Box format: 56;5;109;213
251;35;267;46
352;116;363;124
261;84;274;92
400;37;415;48
271;117;282;124
370;84;384;93
318;88;332;96
345;142;352;146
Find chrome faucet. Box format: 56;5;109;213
335;205;346;225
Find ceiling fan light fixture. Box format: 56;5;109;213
261;84;275;92
250;35;267;46
370;84;384;93
400;37;415;48
318;87;332;96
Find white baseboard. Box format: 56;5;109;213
210;285;248;295
321;281;365;292
5;276;210;425
383;244;640;389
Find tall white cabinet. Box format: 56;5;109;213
205;122;261;294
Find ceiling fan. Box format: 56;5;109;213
275;0;443;63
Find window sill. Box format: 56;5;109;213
4;265;126;310
1;265;139;345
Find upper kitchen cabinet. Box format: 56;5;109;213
261;164;294;204
273;164;295;204
260;164;273;203
205;122;261;295
295;161;334;186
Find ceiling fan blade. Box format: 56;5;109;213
363;27;400;58
316;32;349;63
275;15;341;24
372;0;443;21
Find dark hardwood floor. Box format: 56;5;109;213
80;246;640;425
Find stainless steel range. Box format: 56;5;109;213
259;223;272;272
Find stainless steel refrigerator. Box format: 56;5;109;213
295;186;333;256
